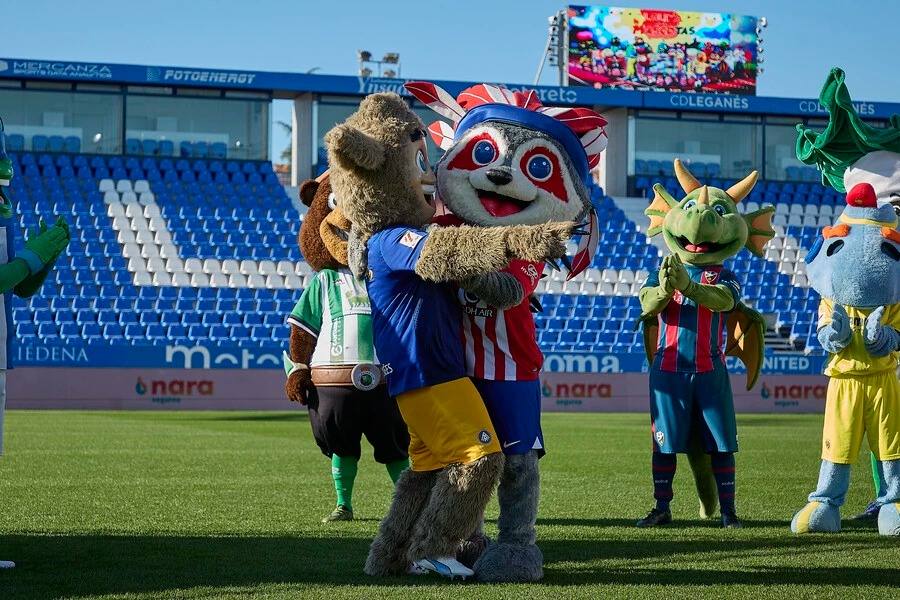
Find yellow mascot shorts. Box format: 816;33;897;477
396;377;501;472
822;370;900;464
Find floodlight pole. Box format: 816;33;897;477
535;10;567;86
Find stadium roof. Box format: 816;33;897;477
2;56;899;120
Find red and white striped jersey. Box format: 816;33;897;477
458;260;544;381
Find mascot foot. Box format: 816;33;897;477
414;556;474;580
791;501;841;534
877;503;900;536
364;536;411;577
0;560;14;569
474;543;543;582
456;532;490;569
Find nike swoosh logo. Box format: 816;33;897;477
503;440;521;448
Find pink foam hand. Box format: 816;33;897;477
403;81;466;123
566;207;600;281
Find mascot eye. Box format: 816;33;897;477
826;240;844;257
472;140;497;165
416;150;427;174
683;199;697;209
526;154;553;181
327;192;337;210
713;204;727;216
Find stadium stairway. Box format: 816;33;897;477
6;149;831;362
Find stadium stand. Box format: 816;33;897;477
6;147;827;360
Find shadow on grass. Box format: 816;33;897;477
537;517;792;529
2;532;898;598
193;413;309;423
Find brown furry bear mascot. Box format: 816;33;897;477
284;172;410;523
325;92;575;579
407;81;606;581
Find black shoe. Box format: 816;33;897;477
721;510;742;528
636;507;672;527
848;501;880;523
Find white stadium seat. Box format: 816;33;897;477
143;204;161;218
122;243;141;258
276;260;295;276
804;204;818;216
773;214;787;227
107;203;125;217
619;269;635;284
634;270;649;284
613;282;632;296
111;215;128;231
148;217;166;232
783;237;799;251
793;274;808;287
265;274;284;289
146;257;166;273
190;273;210;288
165;258;184;273
125;203;143;218
580;281;597;295
133;271;152;286
240;260;258;276
598;282;614;295
116;180;133;192
203;259;222;274
209;273;228;288
103;191;120;204
152;272;172;286
184;258;203;274
98;179;115;192
139;192;155;205
817;215;831;227
121;191;138;204
258;260;277;276
228;273;247;288
221;259;240;275
769;236;783;250
544;280;564;294
140;244;160;259
584;268;602;283
135;230;155;245
788;215;803;227
765;249;780;261
283;274;303;289
295;262;314;276
116;229;136;244
744;201;759;213
154;229;172;244
775;203;790;215
781;249;797;262
127;257;147;273
246;274;266;289
134;180;150;193
789;204;804;215
171;272;191;287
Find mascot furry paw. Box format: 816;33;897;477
325;92;577;579
405;81;607;582
792;68;900;536
638;159;774;529
283;173;410;523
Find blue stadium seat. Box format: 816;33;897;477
32;135;48;152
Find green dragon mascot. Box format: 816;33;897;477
637;159;774;528
0;119;71;568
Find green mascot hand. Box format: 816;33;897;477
19;217;70;274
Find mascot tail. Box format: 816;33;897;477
687;434;718;519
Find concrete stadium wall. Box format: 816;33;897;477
6;368;828;413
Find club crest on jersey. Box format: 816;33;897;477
399;230;423;248
655;430;665;447
478;429;492;444
703;270;720;284
673;290;684;303
522;263;539;285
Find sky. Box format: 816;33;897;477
6;0;900;159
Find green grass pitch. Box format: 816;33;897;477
1;410;898;599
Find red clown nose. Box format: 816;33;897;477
846;182;877;207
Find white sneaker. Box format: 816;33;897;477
0;560;15;569
406;562;429;576
413;556;474;580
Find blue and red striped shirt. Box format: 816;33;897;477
644;264;741;373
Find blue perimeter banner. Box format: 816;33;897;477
12;340;829;375
0;57;898;120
